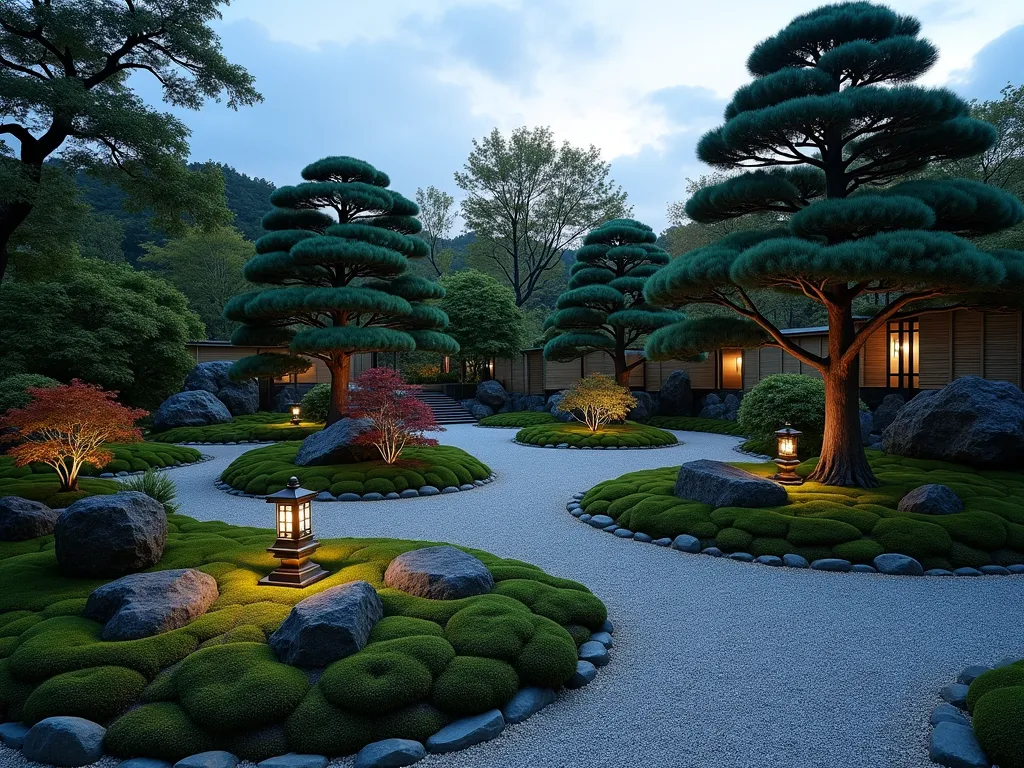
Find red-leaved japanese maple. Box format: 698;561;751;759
350;368;442;464
0;380;147;491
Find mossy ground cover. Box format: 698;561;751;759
515;422;677;449
478;412;556;428
149;413;324;444
0;515;606;761
0;443;201;507
579;452;1024;569
221;443;492;496
646;416;747;436
967;660;1024;768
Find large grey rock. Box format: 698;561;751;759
626;391;652;422
699;403;726;420
22;717;105;767
930;703;970;727
671;534;701;553
514;394;546;412
470;402;494;420
941;683;970;709
0;722;29;748
354;739;425;768
120;760;173;768
269;581;382;667
873;553;924;576
898;484;963;516
882;376;1024;468
475;380;508;410
658;370;693;416
502;687;556;724
859;410;874;446
723;394;741;415
929;721;989;768
674;460;788;508
258;756;327;768
384;545;494;600
184;361;233;394
425;710;505;754
84;569;219;640
872;393;905;434
546;393;574;422
0;496;59;541
55;492;167;577
153;390;232;431
173;752;238;768
294;417;376;466
274;386;303;413
215;381;259;416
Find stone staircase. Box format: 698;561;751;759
415;388;477;424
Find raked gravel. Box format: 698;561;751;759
3;424;1023;768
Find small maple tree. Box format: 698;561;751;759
556;373;637;432
0;381;147;492
350;368;442;464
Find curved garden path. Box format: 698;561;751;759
11;427;1024;768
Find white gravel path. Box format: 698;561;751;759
4;425;1023;768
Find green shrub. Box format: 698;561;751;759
478;412;555;427
300;384;330;423
148;413;323;444
118;470;180;515
716;527;754;552
105;702;217;761
832;539;884;564
871;518;952;560
368;617;445;642
0;374;59;414
430;656;518;715
968;662;1024;712
23;666;147;725
972;685;1024;768
515;421;677;448
647;416;747;436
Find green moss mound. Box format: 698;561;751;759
515;421;677;449
0;514;604;759
578;454;1024;566
969;660;1024;768
647;416;747;436
478;412;556;428
149;413;324;444
220;442;491;496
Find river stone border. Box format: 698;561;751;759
0;621;614;768
215;473;498;501
566;491;1024;578
96;454;214;479
927;656;1024;768
513;439;682;451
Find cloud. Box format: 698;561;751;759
948;23;1024;100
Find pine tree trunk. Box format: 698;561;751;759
612;351;630;387
327;355;352;425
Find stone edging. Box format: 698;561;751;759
513;439;682;451
566;491;1024;578
474;424;523;429
95;454;215;479
0;621;614;767
215;473;498;501
175;439;278;445
927;656;1023;768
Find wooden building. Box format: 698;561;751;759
492;308;1023;398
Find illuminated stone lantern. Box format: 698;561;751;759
290;405;301;425
259;477;328;588
773;424;804;486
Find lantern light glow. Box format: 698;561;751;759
773;424;803;486
290;405;301;425
259;476;327;588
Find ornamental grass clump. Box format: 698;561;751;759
350;368;441;464
556;374;636;433
118;470;180;515
0;381;146;492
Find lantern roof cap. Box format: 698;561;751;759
774;423;802;436
265;476;316;502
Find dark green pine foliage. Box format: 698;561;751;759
226;157;459;424
644;2;1024;488
543;219;681;385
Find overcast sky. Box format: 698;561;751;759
155;0;1024;233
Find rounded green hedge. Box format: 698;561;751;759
646;416;747;436
515;422;677;449
220;442;491;496
969;660;1024;768
0;514;607;761
578;452;1024;568
478;412;555;428
149;413;323;444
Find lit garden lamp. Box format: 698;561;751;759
259;477;328;588
773;424;804;486
290;405;301;425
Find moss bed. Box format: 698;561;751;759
221;443;492;498
515;422;678;449
478;412;556;428
149;413;324;444
0;443;203;508
646;416;747;437
967;659;1024;768
0;515;607;761
576;452;1024;570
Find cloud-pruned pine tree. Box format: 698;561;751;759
226;156;459;424
644;2;1024;488
543;219;681;386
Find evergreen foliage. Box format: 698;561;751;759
644;3;1024;487
544;219;681;384
227;157;459;423
439;270;525;378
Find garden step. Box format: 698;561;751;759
413;392;477;424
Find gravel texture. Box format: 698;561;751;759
3;425;1023;768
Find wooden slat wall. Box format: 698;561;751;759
742;349;759;390
582;352;614;378
983;312;1021;386
493;358;512;390
627;352;645;388
919;312;952;389
545;359;584;390
860;326;887;388
953;311;984;379
797;336;824;378
526;351;544;395
511;354;527;393
644;353;718;390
